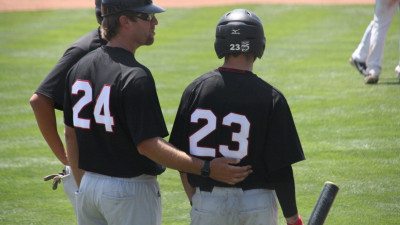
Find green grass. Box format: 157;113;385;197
1;4;399;225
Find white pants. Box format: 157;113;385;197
63;166;78;212
352;0;399;76
76;172;161;225
190;187;278;225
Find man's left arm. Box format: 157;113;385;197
269;166;304;225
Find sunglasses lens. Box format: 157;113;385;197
137;13;154;21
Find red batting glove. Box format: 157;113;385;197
287;215;304;225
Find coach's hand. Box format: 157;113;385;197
209;158;252;185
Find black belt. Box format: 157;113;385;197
198;186;254;192
198;186;214;192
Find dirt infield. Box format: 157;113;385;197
0;0;373;12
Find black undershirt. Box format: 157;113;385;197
267;166;298;218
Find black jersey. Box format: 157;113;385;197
35;28;106;110
169;67;305;190
64;46;168;178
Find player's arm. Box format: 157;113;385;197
64;125;84;186
137;137;251;185
180;172;195;204
264;92;305;224
29;93;68;165
268;166;303;225
29;44;89;166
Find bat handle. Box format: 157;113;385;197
307;181;339;225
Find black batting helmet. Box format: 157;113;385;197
214;9;266;59
101;0;165;17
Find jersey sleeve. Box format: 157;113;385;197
63;66;76;128
35;46;88;110
122;73;169;145
264;91;305;172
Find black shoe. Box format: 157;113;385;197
349;57;367;76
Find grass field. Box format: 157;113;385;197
0;4;399;225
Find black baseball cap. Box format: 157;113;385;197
102;0;165;16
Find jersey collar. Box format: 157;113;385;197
218;67;250;74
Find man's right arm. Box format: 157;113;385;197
29;93;68;165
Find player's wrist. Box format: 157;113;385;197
286;214;303;225
60;156;69;166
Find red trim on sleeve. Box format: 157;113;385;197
218;67;249;74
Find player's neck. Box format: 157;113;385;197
222;55;254;72
222;61;253;72
107;36;138;54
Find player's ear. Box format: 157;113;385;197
119;15;132;28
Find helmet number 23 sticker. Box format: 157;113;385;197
229;41;250;52
230;44;241;51
189;109;250;160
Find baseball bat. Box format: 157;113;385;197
307;181;339;225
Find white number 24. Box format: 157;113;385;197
72;80;115;132
189;109;250;160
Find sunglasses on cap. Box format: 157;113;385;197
135;13;155;21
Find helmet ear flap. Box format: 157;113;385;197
214;39;226;59
214;9;266;59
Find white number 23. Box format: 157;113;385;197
189;109;250;160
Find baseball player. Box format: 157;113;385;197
29;0;106;212
63;1;252;224
169;9;305;225
349;0;400;84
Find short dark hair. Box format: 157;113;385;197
101;5;138;41
224;53;256;62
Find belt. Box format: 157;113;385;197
199;186;214;192
199;186;252;192
198;184;271;192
